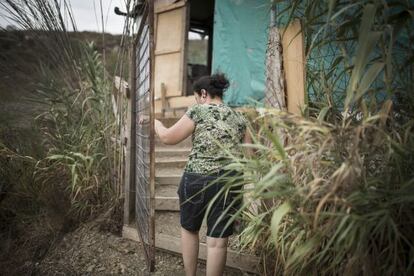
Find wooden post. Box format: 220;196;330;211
124;46;136;225
149;0;156;271
282;19;306;115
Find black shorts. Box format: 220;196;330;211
177;171;242;238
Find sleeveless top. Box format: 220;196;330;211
184;103;247;175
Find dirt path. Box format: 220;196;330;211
34;222;249;275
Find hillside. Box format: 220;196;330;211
0;30;123;128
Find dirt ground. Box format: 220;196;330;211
20;221;251;276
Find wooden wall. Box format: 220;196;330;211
151;2;306;116
154;0;188;99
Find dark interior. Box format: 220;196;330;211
186;0;215;95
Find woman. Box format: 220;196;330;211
154;73;249;276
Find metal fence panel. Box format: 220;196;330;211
133;0;155;271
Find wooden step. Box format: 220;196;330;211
155;185;179;211
155;156;187;169
153;212;245;251
127;213;253;255
155;211;207;241
155;147;191;158
155;175;181;186
155;167;182;186
122;220;260;274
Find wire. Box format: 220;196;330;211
104;0;114;32
93;0;100;34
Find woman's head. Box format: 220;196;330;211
192;73;230;102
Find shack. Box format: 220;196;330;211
119;0;305;272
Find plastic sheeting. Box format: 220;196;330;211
212;0;270;107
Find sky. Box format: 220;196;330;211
0;0;128;34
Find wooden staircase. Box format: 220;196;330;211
122;117;259;274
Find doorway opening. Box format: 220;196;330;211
186;0;215;96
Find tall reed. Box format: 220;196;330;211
0;0;122;222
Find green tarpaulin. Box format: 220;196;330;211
212;0;270;107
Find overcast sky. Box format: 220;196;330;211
0;0;128;34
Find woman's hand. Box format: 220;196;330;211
154;119;163;136
154;119;162;129
138;115;149;125
154;115;195;145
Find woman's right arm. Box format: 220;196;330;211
154;115;195;145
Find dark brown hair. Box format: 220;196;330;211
192;73;230;99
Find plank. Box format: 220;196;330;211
282;19;306;115
155;8;184;52
154;53;183;98
155;0;186;14
154;1;188;99
167;95;195;108
155;175;181;186
122;225;260;274
181;1;190;99
155;95;195;114
155;196;179;211
155;158;187;170
155;48;182;56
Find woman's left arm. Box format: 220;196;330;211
154;115;195;145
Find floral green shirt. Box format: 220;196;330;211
184;103;247;174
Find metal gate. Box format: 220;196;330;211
132;0;155;271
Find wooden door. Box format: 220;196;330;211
154;0;189;99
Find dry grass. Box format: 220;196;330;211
214;1;414;275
